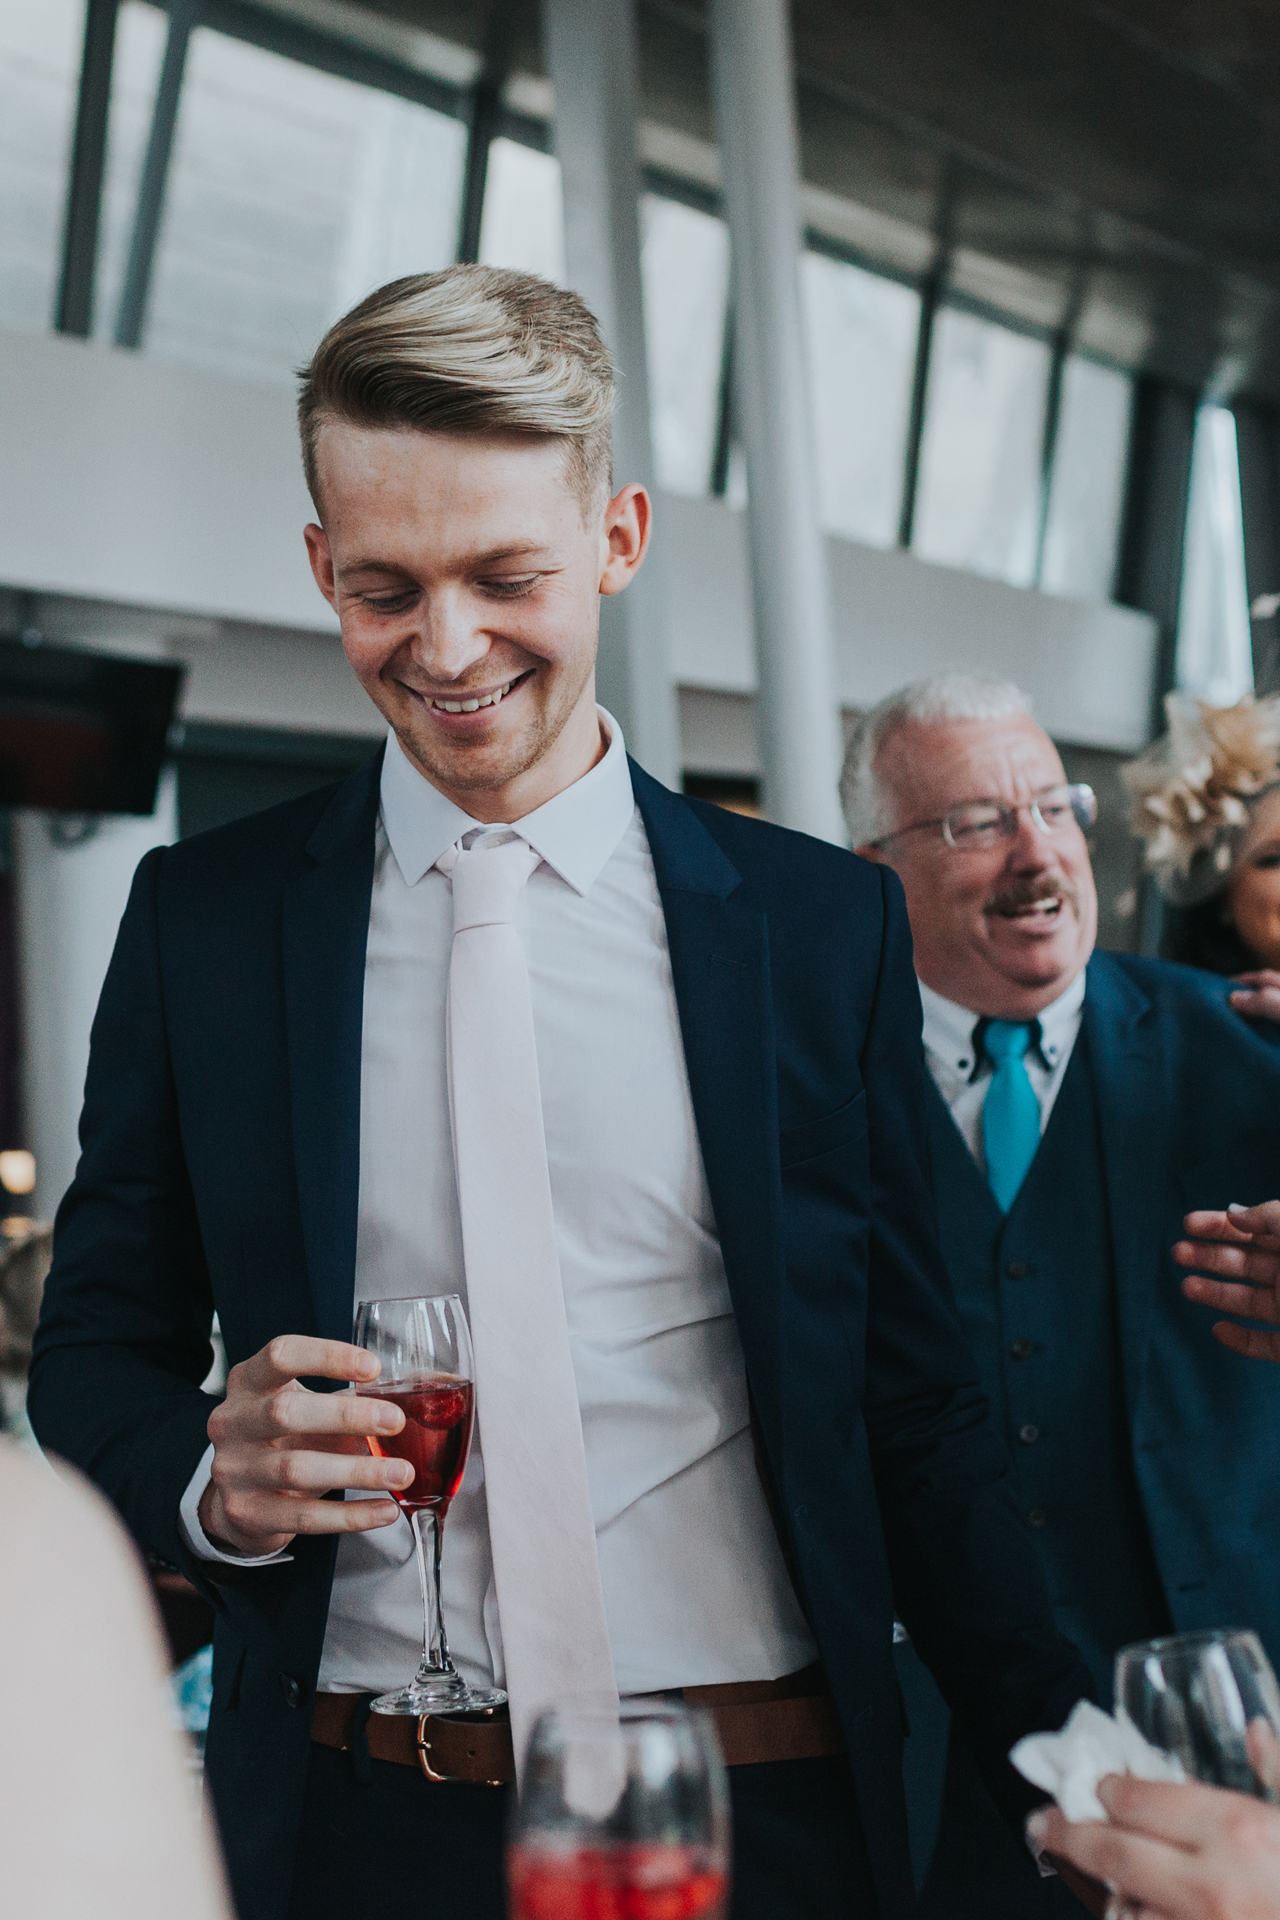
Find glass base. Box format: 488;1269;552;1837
370;1676;508;1717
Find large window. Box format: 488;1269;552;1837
1039;355;1133;602
9;0;1146;615
641;194;729;497
912;307;1053;587
0;0;85;332
800;251;919;547
478;137;565;284
122;22;466;383
1175;405;1254;704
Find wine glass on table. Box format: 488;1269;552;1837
1115;1627;1280;1800
508;1700;731;1920
354;1292;505;1717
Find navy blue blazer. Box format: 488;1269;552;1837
30;754;1088;1920
1069;950;1280;1656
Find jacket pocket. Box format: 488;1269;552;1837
779;1089;868;1168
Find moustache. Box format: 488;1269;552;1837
984;876;1079;918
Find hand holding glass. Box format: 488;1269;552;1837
354;1293;505;1717
509;1701;730;1920
1115;1628;1280;1799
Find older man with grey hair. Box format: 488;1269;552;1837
847;674;1280;1920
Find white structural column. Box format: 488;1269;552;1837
542;0;680;788
708;0;845;841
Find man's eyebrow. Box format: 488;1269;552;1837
341;544;550;574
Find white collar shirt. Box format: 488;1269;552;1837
919;968;1088;1171
308;713;815;1694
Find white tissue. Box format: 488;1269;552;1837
1011;1699;1186;1821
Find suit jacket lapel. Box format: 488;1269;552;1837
282;752;383;1344
1084;951;1164;1421
630;763;787;1433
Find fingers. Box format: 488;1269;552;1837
236;1335;381;1393
216;1444;414;1498
1229;984;1280;1021
1232;971;1280;988
1098;1773;1258;1848
1212;1320;1280;1363
223;1384;405;1447
1173;1238;1280;1289
1180;1272;1280;1322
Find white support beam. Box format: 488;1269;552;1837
541;0;680;787
708;0;845;841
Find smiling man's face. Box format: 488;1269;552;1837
304;423;648;822
863;713;1097;1018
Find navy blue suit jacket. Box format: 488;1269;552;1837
30;754;1088;1920
1074;950;1280;1654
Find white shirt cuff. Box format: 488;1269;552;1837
178;1443;294;1568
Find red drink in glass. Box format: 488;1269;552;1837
508;1843;729;1920
359;1373;473;1514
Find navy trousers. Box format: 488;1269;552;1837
285;1743;877;1920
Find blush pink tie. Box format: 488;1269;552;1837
436;833;618;1772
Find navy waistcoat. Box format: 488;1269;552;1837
925;1031;1170;1696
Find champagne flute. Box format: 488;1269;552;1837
508;1700;731;1920
354;1293;506;1717
1115;1627;1280;1799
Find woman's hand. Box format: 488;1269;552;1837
1028;1754;1280;1920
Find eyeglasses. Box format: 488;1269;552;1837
870;783;1097;852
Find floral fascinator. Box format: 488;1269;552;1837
1124;692;1280;904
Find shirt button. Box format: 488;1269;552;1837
280;1674;303;1710
1027;1508;1048;1528
1005;1260;1032;1280
1009;1339;1034;1360
1018;1423;1041;1445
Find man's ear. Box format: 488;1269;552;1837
304;523;338;611
599;484;651;597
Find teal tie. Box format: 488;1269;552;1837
981;1020;1042;1212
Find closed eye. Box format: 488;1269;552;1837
481;575;543;598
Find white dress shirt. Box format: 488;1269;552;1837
183;713;815;1696
918;970;1087;1169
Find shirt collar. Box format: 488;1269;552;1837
379;706;635;896
918;966;1087;1078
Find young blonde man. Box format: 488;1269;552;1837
32;271;1090;1920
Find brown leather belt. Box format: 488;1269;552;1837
311;1665;843;1786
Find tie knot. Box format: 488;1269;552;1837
982;1019;1037;1066
437;835;540;931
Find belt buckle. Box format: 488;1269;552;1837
416;1713;457;1783
415;1709;506;1787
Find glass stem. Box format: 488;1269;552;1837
410;1505;454;1681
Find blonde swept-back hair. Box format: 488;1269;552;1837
297;266;617;519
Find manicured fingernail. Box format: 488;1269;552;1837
389;1462;414;1485
1025;1811;1049;1844
1229;1202;1248;1214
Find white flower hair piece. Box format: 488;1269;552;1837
1124;692;1280;904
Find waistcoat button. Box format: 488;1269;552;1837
1005;1260;1032;1280
1027;1507;1048;1528
1018;1423;1041;1445
1009;1339;1034;1360
280;1674;303;1709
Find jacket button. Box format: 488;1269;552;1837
1018;1423;1041;1445
280;1674;303;1709
1027;1507;1048;1528
1009;1339;1034;1360
1005;1260;1032;1280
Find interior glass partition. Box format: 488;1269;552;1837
1176;405;1254;704
478;136;566;285
641;194;729;496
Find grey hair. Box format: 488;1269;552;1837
840;673;1034;846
